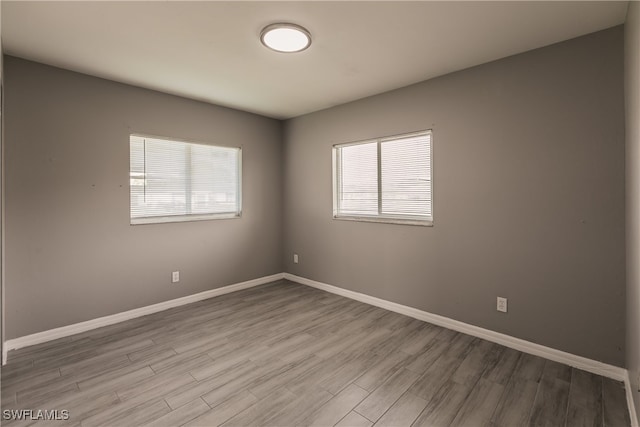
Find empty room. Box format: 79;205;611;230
0;1;639;426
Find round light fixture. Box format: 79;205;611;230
260;23;311;53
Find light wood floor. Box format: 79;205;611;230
1;280;631;427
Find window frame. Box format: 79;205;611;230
129;133;243;225
332;130;433;227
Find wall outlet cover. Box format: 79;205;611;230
497;297;507;313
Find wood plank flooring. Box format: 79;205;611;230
0;280;631;426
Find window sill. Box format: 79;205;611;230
131;213;241;225
332;215;433;227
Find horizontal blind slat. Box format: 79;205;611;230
381;132;431;218
337;141;378;215
334;131;432;221
130;135;241;221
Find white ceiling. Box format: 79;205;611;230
2;1;629;119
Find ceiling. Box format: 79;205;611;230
1;1;629;119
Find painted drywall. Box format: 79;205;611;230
3;57;283;339
0;2;4;359
283;27;626;366
626;1;640;422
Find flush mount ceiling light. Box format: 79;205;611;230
260;23;311;53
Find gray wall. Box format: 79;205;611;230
626;1;640;421
283;27;626;366
4;56;283;339
3;26;629;370
1;2;4;359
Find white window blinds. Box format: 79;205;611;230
130;135;241;224
333;130;432;225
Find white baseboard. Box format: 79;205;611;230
285;272;640;424
626;371;640;427
2;273;285;364
284;273;627;381
2;270;637;425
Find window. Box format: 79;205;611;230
332;130;432;225
129;135;241;224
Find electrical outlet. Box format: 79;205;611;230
497;297;507;313
293;254;299;264
172;271;180;283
